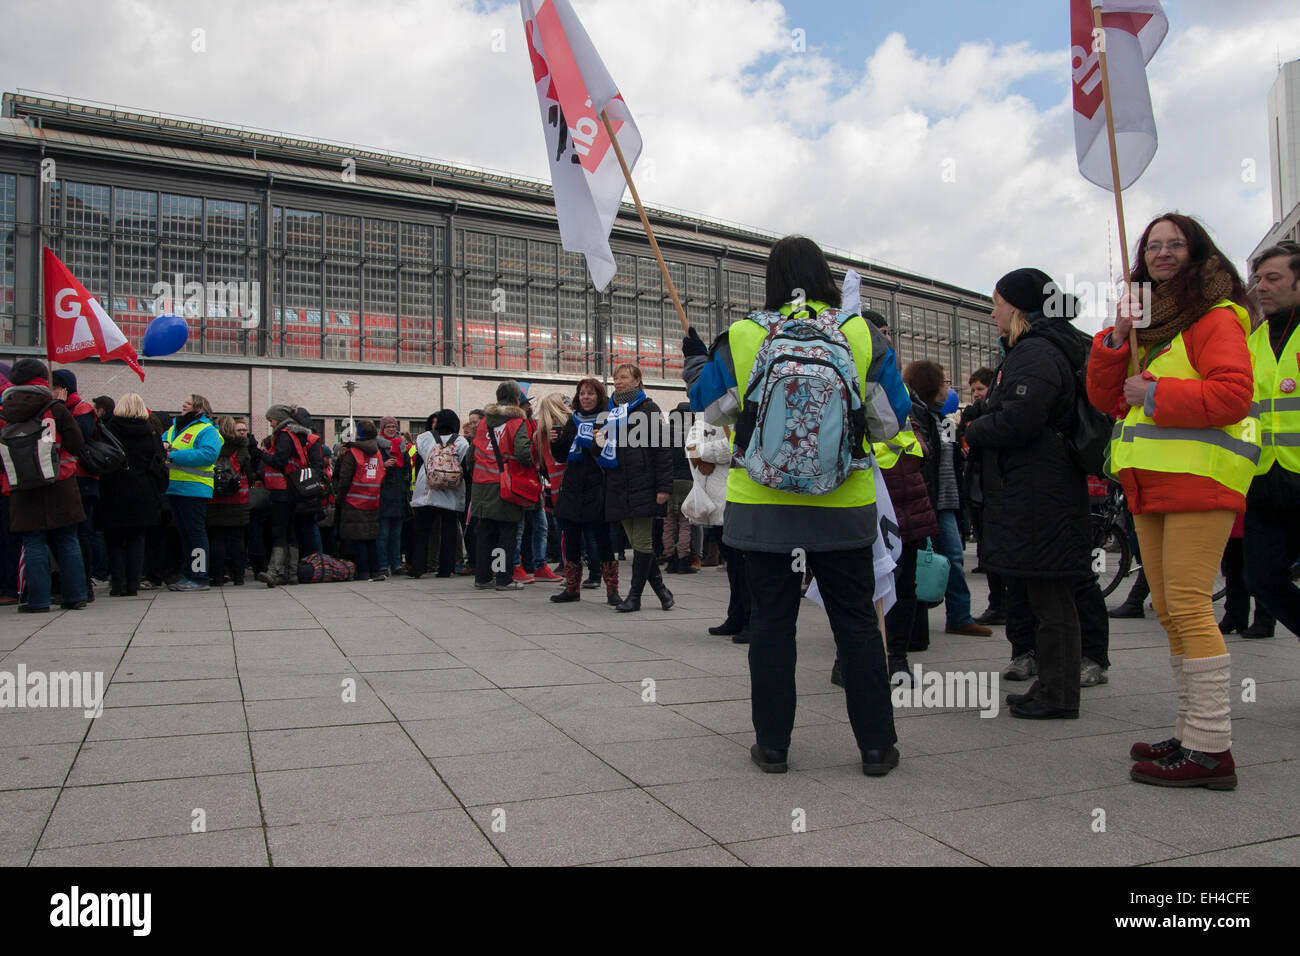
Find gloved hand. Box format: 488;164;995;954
682;326;707;357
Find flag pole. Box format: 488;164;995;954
1093;4;1139;374
600;109;691;336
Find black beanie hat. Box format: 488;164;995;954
862;309;888;330
51;369;78;393
9;358;49;385
995;268;1060;316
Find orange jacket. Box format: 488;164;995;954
1086;306;1254;515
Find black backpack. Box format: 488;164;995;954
212;455;242;497
0;400;61;490
1053;349;1113;478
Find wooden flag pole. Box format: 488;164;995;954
1093;4;1139;375
600;109;691;336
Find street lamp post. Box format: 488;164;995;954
343;380;357;438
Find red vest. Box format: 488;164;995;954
344;447;385;510
471;416;526;485
211;452;250;505
263;428;315;491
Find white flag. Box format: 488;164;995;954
521;0;641;291
1070;0;1168;190
805;459;903;615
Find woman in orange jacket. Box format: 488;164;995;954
1086;212;1255;790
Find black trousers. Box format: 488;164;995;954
885;541;920;664
1243;506;1300;636
209;526;247;583
0;496;20;597
104;527;146;594
410;506;462;577
745;547;896;753
1007;576;1082;709
1005;574;1109;668
719;540;751;630
561;519;613;564
475;518;519;586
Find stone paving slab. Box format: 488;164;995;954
2;550;1297;866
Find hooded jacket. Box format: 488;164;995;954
334;437;383;540
0;384;86;532
260;419;320;505
163;411;221;499
465;403;534;523
965;312;1091;578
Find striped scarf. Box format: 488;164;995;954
598;391;646;469
567;410;603;462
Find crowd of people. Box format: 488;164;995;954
1;220;1297;792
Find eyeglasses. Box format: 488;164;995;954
1146;241;1188;254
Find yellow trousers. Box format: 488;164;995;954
1132;510;1235;660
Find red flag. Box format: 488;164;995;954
42;247;144;381
1070;0;1168;190
520;0;642;291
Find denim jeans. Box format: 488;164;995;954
513;508;547;572
376;517;404;572
936;509;972;628
167;494;210;586
21;525;87;609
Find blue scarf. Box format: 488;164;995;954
566;410;604;462
597;391;646;469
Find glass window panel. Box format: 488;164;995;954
463;276;495;370
362;219;398;363
0;174;14;344
558;288;588;375
399;222;433;365
204;199;250;357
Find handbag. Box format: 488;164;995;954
914;537;951;606
487;421;541;508
78;422;128;476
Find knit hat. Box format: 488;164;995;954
51;369;78;393
266;403;294;424
9;358;49;386
862;309;888;331
380;415;399;430
995;268;1061;316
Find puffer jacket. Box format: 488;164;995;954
965;312;1091;579
465;403;534;523
682;418;729;526
334;438;383;540
551;414;609;525
880;402;940;544
603;396;672;521
1;384;86;532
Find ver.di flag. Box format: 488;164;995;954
42;247;144;381
1070;0;1168;190
520;0;641;292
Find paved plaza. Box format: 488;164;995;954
2;554;1297;867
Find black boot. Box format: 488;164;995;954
665;555;680;574
1242;606;1276;638
647;556;674;610
550;561;582;603
616;552;652;612
1109;569;1149;618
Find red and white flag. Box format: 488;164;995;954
1070;0;1168;190
520;0;641;292
42;247;144;381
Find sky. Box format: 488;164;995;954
2;0;1298;330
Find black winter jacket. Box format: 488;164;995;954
96;416;168;532
965;313;1091;579
603;397;672;521
206;435;253;528
551;415;609;525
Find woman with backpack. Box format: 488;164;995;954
1087;213;1256;789
255;404;321;587
207;416;252;586
965;268;1091;721
466;381;535;591
409;409;468;579
334;418;387;582
549;378;623;605
96;393;168;597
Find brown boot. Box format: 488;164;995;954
550;561;582;603
602;560;622;606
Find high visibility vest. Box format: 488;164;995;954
471;417;526;485
262;428;314;491
873;429;924;471
1108;300;1261;497
211;452;250;505
407;443;420;494
1248;315;1300;475
164;418;217;491
725;300;877;508
344;447;384;510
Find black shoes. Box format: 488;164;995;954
731;631;750;644
750;744;788;773
59;601;88;610
862;746;900;776
974;606;1006;625
708;621;743;636
1242;610;1275;639
830;659;844;687
1108;599;1145;619
1009;699;1078;719
1218;614;1246;635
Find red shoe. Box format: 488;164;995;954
1130;737;1180;761
512;566;534;584
1130;748;1237;790
532;564;560;582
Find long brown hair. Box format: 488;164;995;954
1131;213;1249;315
571;377;608;413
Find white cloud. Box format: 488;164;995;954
3;0;1298;333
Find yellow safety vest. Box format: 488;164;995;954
725;301;876;508
873;429;924;470
163;419;217;490
1108;300;1260;496
1248;317;1300;475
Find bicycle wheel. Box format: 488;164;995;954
1091;515;1131;599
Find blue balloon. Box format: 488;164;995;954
142;314;189;357
941;387;959;416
